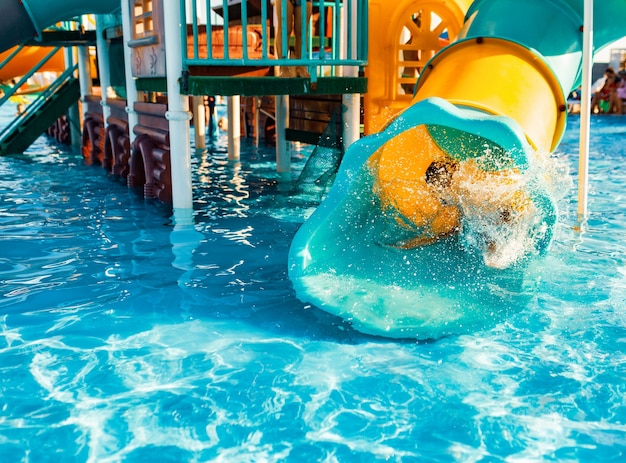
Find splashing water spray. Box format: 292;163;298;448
289;0;626;339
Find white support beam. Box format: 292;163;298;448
193;96;206;149
340;0;360;149
76;45;92;118
227;95;241;160
254;97;260;146
163;0;194;216
121;0;139;147
95;16;112;131
578;0;593;220
63;47;81;146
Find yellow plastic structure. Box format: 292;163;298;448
412;38;566;153
0;46;65;82
364;0;473;134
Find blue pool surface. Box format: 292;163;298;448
1;103;626;461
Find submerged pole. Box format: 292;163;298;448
275;94;290;174
193;96;206;149
254;97;260;146
163;0;193;217
577;0;593;220
227;95;240;160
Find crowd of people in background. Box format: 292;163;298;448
590;66;625;114
568;64;626;115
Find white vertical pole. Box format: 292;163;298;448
342;96;360;148
76;45;92;118
254;96;260;146
193;96;206;149
275;94;290;173
63;46;81;146
191;6;206;150
227;95;240;160
341;1;360;149
121;0;139;146
578;0;593;220
163;0;194;217
96;16;112;131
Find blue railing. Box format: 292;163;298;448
181;0;368;74
0;64;78;141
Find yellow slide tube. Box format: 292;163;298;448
413;38;567;153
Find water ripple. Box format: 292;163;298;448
0;118;626;461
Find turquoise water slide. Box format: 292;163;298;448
289;0;626;339
0;0;119;53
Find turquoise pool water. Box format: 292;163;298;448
1;104;625;461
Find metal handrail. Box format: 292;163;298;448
0;46;63;108
181;0;367;70
0;64;78;140
0;45;25;71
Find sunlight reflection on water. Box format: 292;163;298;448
1;106;626;461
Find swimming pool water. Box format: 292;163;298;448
1;106;625;462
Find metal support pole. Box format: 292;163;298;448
163;0;194;216
341;0;360;148
227;95;241;160
275;94;290;173
64;47;81;146
95;16;112;131
342;93;360;148
254;96;260;146
76;45;92;118
193;96;206;149
121;0;139;147
578;0;593;220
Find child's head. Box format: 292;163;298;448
425;160;457;189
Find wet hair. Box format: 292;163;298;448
425;161;457;188
499;207;512;223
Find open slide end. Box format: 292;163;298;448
289;98;560;339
